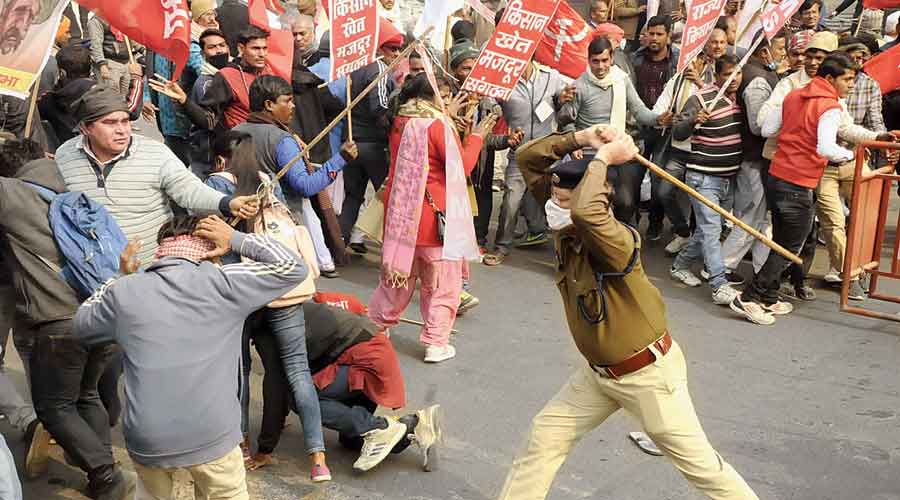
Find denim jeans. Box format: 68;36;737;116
495;162;546;253
318;365;395;453
262;305;325;454
673;171;734;291
657;156;693;237
744;177;816;305
30;320;117;475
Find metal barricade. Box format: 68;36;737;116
841;140;900;321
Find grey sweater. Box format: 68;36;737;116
558;70;659;133
55;134;231;265
74;232;306;468
498;66;567;164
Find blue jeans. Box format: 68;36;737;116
263;305;325;454
673;170;734;291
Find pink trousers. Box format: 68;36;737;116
368;246;462;347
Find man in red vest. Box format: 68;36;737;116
194;25;275;133
730;52;895;325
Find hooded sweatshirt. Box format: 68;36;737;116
0;160;80;329
768;76;843;188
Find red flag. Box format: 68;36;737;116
248;0;294;80
78;0;190;78
760;0;802;40
864;44;900;95
534;0;595;79
863;0;900;7
677;0;729;72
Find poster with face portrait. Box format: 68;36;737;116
0;0;67;97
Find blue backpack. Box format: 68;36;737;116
26;183;128;299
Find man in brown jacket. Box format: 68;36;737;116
613;0;645;51
495;125;759;500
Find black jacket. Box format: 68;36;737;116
347;60;396;144
289;65;345;164
0;160;80;329
303;301;376;374
217;0;250;56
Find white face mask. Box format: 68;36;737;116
545;198;573;231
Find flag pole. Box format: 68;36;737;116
634;154;802;265
24;79;40;139
702;33;765;112
346;74;353;142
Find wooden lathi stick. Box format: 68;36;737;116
634;154;803;265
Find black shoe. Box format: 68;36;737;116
645;221;663;242
794;284;817;301
349;242;368;254
89;468;136;500
321;269;341;279
391;414;420;454
725;272;745;286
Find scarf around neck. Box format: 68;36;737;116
586;65;628;133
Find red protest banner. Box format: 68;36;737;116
79;0;191;77
248;0;294;80
329;0;380;80
676;0;728;72
863;0;900;7
864;43;900;95
462;0;562;100
760;0;802;40
534;0;595;79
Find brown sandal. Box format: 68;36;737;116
483;253;505;266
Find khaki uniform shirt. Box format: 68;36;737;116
517;132;668;366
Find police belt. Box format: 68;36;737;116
591;332;673;380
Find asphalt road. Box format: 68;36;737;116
4;126;900;499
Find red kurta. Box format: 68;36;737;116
383;117;484;247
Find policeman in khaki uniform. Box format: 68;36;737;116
497;125;759;500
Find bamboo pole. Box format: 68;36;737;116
634;154;803;265
23;79;39;138
400;317;459;334
124;36;136;65
346;74;353;141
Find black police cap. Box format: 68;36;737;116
549;159;592;190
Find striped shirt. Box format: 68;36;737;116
55;134;229;265
673;84;743;175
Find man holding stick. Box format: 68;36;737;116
732;52;896;324
669;54;747;308
497;123;759;500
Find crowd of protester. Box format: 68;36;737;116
0;0;897;498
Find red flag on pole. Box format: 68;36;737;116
760;0;803;40
248;0;294;80
862;0;900;7
78;0;191;78
676;0;729;72
533;0;595;79
864;44;900;95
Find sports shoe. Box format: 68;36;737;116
729;297;776;325
349;242;368;254
670;268;702;287
353;418;407;472
712;284;740;305
90;469;136;500
310;463;332;482
24;420;51;479
764;301;793;315
414;405;442;471
320;269;341;279
848;280;866;301
823;269;842;284
794;284;817;301
701;270;745;286
645;221;663;242
664;235;691;255
457;291;480;315
515;232;548;248
424;344;456;363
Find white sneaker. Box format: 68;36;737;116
712;284;740;305
824;269;842;284
729;297;776;325
665;235;691;255
424;344;456;363
670;267;702;287
764;300;794;315
353;418;407;472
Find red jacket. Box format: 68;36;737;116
220;64;275;129
769;77;843;189
384;117;484;247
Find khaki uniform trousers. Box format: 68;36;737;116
134;446;249;500
497;342;758;500
815;163;859;276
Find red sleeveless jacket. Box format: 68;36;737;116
219;64;274;129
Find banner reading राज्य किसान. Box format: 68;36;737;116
0;0;68;97
329;0;379;80
462;0;562;101
676;0;728;73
